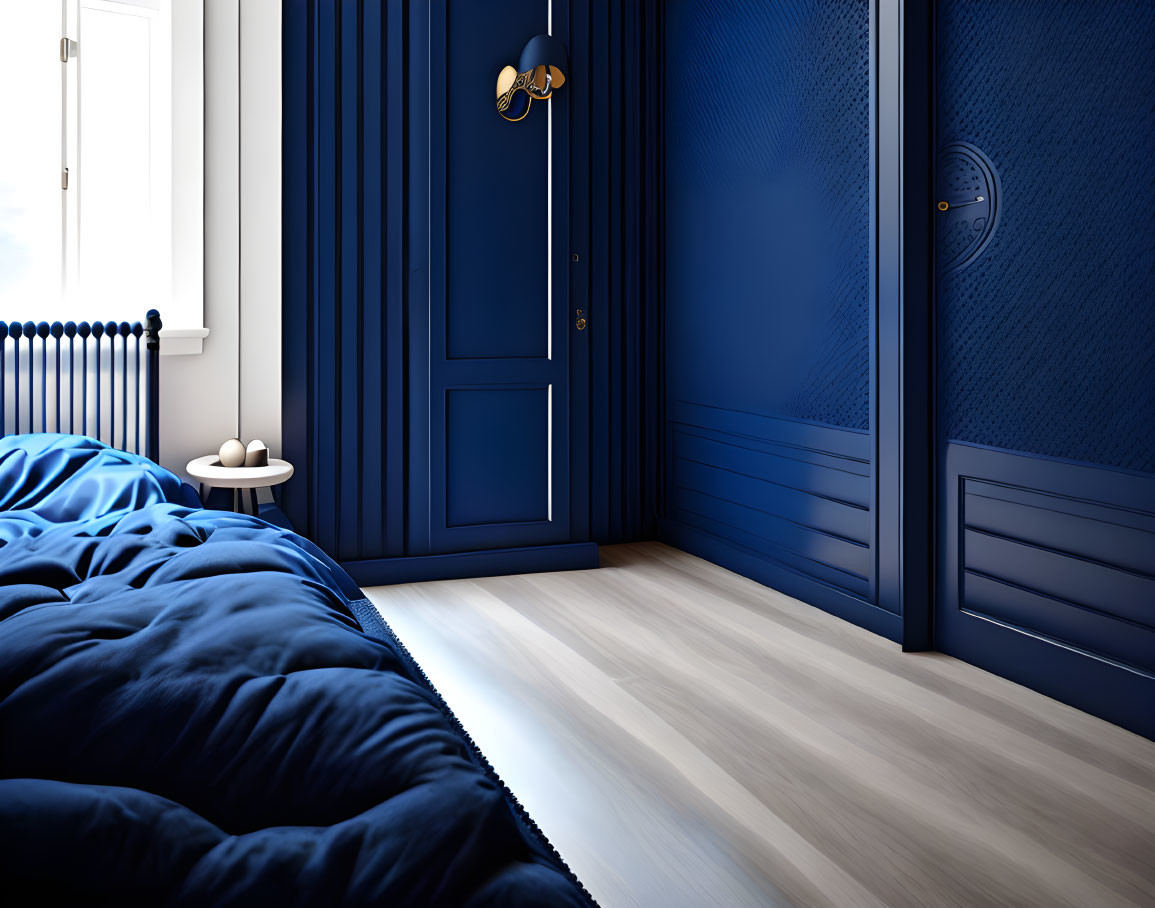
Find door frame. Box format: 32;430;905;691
407;0;591;558
878;0;935;648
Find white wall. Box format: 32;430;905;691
160;0;281;481
238;0;282;462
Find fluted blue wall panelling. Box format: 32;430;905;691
930;0;1155;739
282;0;407;562
578;0;663;543
283;1;621;575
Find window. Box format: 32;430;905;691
0;0;203;334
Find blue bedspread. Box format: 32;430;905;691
0;435;591;906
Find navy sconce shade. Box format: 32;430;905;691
496;34;568;121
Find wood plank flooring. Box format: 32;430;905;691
363;542;1155;908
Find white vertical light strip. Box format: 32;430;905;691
236;0;242;438
546;0;553;521
547;383;553;521
238;0;282;456
546;0;553;363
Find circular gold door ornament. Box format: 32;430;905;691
936;142;1001;274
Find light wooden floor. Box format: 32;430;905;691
364;542;1155;908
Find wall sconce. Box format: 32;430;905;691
496;34;568;121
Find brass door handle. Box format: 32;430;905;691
575;309;587;331
937;196;984;211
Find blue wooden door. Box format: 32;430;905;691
934;0;1155;738
415;0;578;555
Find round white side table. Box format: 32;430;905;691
186;455;294;515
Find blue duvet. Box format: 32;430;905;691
0;435;591;906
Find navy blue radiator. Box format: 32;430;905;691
0;311;161;462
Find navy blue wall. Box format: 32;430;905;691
657;0;1153;733
659;0;900;638
665;0;872;431
936;0;1155;475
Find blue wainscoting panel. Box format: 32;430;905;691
938;443;1155;738
664;403;899;640
661;0;893;638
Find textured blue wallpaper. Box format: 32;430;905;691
937;0;1155;473
662;0;884;633
664;0;871;430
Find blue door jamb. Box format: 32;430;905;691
877;0;935;649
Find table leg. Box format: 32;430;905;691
249;488;259;516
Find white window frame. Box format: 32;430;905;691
164;0;207;353
23;0;205;352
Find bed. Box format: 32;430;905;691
0;433;594;906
